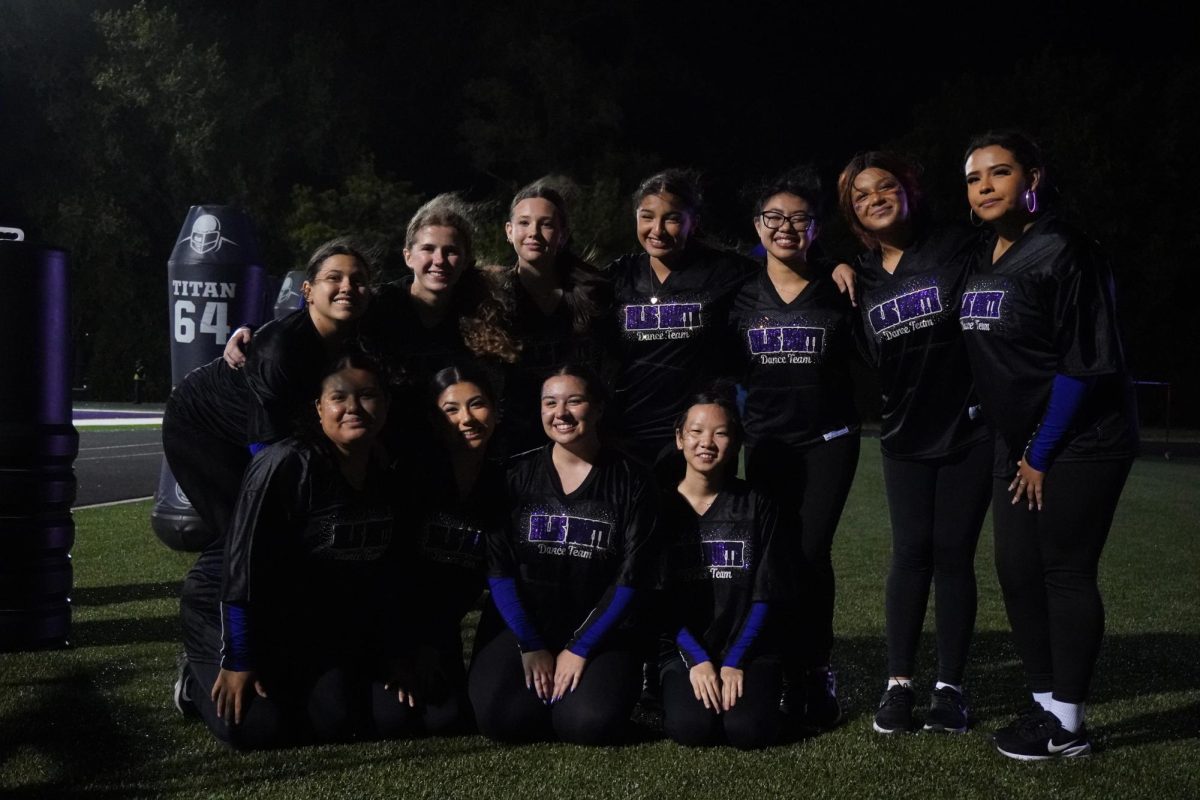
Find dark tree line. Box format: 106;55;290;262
1;1;1195;425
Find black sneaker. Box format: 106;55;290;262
803;668;842;730
924;686;969;733
993;707;1091;761
873;684;915;734
173;654;198;718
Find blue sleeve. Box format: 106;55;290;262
675;626;710;668
220;601;253;671
565;585;636;659
722;602;768;669
488;576;546;652
1026;374;1095;471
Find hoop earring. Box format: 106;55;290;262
969;208;985;227
1024;189;1038;214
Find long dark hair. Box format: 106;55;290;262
428;362;498;410
299;347;392;449
657;383;744;485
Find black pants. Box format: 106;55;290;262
881;439;992;684
189;659;417;750
660;655;784;749
991;458;1132;703
162;409;250;664
467;628;642;745
746;434;860;672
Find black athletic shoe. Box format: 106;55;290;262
873;684;915;734
993;707;1091;761
923;686;969;734
173;654;198;718
803;668;842;730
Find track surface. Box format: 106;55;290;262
74;427;163;508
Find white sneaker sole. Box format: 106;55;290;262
995;741;1092;760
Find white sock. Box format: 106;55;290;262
1050;699;1084;733
934;681;962;694
1033;691;1053;709
887;678;913;690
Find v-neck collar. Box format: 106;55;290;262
760;269;816;310
542;443;600;503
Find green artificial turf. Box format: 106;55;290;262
2;451;1197;799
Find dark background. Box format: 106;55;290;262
2;1;1195;426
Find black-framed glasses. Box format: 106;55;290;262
758;212;816;231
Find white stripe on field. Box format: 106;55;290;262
73;495;154;511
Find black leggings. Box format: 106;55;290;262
992;458;1132;703
660;655;783;749
188;659;417;750
746;435;860;671
881;439;992;685
162;410;250;664
467;628;642;745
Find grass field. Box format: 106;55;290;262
2;449;1198;799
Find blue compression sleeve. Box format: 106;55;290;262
722;602;768;669
488;577;546;652
566;586;636;659
675;626;711;668
220;602;253;671
1026;374;1095;471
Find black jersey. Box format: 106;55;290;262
488;444;659;650
243;309;332;444
220;437;404;669
959;215;1138;476
854;224;989;460
731;271;860;449
363;276;474;385
608;245;756;449
410;457;507;640
491;263;614;458
658;479;782;666
166;357;252;445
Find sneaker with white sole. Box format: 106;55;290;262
923;686;969;734
873;684;915;734
993;707;1091;761
173;654;198;718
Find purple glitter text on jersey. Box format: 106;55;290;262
675;539;748;569
868;286;943;334
624;302;702;331
747;326;825;355
528;514;612;550
960;290;1004;320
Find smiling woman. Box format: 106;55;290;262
183;350;421;750
469;361;659;746
836;152;992;737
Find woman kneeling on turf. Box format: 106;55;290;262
202;351;416;749
468;363;659;745
657;390;785;749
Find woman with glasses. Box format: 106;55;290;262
729;166;860;732
836;152;991;736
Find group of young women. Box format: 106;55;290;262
163;130;1137;760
